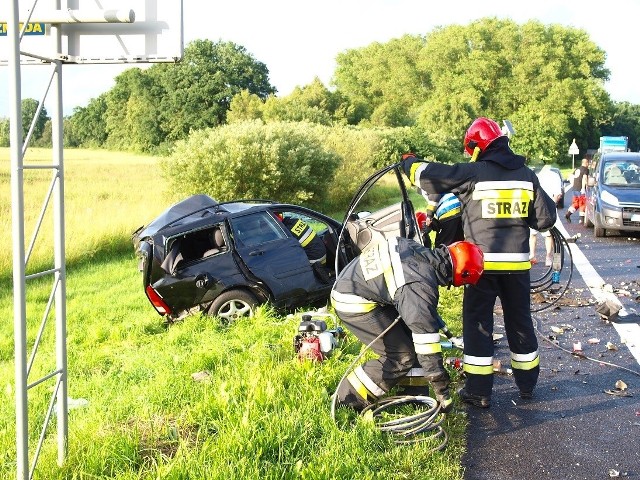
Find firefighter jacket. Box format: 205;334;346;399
416;189;462;223
282;217;327;264
330;237;452;340
402;137;557;273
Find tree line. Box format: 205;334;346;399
2;18;639;206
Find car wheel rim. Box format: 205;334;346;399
218;299;252;320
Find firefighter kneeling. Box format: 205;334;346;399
331;237;483;413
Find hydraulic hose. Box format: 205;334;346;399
530;226;574;312
331;315;449;449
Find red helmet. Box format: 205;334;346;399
463;117;503;156
447;241;484;287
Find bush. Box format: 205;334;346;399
162;121;340;209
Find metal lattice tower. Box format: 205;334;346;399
4;2;183;478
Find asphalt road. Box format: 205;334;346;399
460;206;640;480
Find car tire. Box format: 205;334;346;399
583;214;593;228
594;214;606;237
207;289;259;323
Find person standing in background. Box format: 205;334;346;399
565;158;589;223
530;165;563;266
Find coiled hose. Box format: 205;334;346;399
330;316;449;449
530;226;574;312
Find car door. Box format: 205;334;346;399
341;163;419;258
152;223;243;314
229;211;317;303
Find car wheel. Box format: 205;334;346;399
207;289;259;323
583;214;593;228
593;214;606;237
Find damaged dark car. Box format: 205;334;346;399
132;165;423;322
133;195;351;321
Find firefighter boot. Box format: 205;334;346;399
427;370;452;413
565;210;572;222
420;354;453;412
335;377;371;412
457;387;491;408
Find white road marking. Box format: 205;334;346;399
554;221;640;363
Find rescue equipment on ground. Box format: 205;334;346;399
294;311;344;362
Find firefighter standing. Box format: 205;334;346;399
417;188;464;248
331;237;484;413
401;117;557;407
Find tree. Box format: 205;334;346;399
334;35;427;127
227;90;265;123
0;118;8;147
64;39;276;152
163;121;339;208
155;39;276;141
600;101;640;152
21;98;49;144
65;94;108;147
333;18;611;161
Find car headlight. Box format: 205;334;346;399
601;190;619;207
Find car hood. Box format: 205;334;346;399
602;184;640;205
133;194;220;241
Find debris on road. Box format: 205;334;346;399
604;380;632;397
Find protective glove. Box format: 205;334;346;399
420;354;453;413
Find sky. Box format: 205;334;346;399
1;0;639;118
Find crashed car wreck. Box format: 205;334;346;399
132;164;425;322
132;194;354;322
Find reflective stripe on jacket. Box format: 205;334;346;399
331;238;451;334
406;156;556;274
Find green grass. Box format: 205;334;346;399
1;148;467;479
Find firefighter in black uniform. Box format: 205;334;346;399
401;117;557;407
331;237;484;412
277;214;331;283
417;188;464;248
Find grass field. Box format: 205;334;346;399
1;148;467;479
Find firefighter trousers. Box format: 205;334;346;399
335;305;447;410
462;272;539;398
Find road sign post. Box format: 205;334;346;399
569;139;579;170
